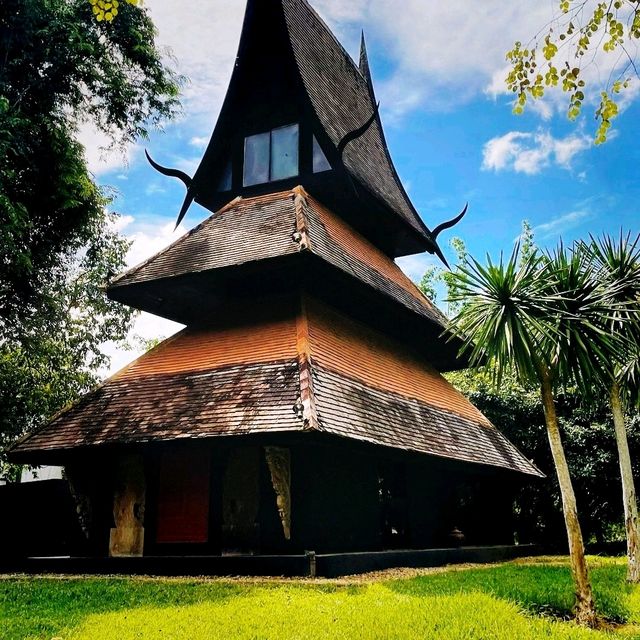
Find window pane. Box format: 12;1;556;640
271;124;299;181
217;161;232;192
243;132;270;186
312;136;331;173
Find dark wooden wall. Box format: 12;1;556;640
52;435;518;558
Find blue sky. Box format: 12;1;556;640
87;0;639;375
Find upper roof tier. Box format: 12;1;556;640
107;188;467;372
150;0;458;258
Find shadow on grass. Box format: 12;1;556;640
1;559;636;639
0;577;244;639
384;559;632;624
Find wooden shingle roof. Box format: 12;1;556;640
10;297;541;478
279;0;432;244
169;0;443;258
109;188;447;330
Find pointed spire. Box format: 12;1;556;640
359;31;376;102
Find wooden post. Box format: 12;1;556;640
109;454;145;557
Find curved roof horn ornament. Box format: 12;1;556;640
145;150;195;231
335;102;381;200
430;203;468;269
337;102;381;156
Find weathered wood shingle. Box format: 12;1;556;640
13;362;303;454
10;296;542;478
111;193;299;288
280;0;432;243
109;190;447;331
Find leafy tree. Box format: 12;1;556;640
584;233;640;581
0;0;180;472
1;0;180;331
447;244;614;626
506;1;639;142
450;366;640;548
0;214;134;479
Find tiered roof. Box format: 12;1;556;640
9;0;540;482
11;298;541;478
109;188;444;327
107;188;465;370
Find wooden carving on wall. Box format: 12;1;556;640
265;446;291;540
109;453;146;557
64;464;93;540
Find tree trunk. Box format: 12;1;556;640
539;372;597;627
610;381;640;583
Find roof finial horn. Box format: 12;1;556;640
359;31;376;102
145;150;196;231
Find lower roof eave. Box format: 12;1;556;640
7;425;543;478
310;429;544;478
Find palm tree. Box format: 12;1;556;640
586;233;640;582
447;242;616;627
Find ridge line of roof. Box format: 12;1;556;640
109;191;299;289
296;295;320;432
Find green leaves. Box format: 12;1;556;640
447;245;557;388
595;92;620;145
584;232;640;405
0;0;178;472
505;0;638;143
447;236;638;401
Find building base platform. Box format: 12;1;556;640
1;544;541;578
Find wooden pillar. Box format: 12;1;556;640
109;454;145;557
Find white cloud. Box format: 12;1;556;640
315;0;554;117
315;0;369;23
111;214;135;233
532;210;592;240
77;121;144;176
145;182;167;196
124;220;188;269
396;253;440;282
146;0;245;124
189;136;209;148
482;129;591;174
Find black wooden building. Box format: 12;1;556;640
8;0;541;571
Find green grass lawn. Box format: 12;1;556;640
1;557;639;639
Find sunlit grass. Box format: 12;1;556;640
1;556;637;640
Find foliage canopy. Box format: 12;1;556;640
506;1;640;142
0;0;180;474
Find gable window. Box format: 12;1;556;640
312;136;331;173
243;124;299;187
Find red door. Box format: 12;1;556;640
156;449;210;544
